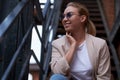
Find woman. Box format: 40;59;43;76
50;2;111;80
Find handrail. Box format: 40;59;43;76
42;0;51;18
0;0;63;80
97;0;120;79
115;0;120;16
0;0;28;38
0;0;44;79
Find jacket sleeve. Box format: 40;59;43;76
96;41;111;80
50;42;70;75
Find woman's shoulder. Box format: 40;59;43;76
88;34;106;42
87;34;107;47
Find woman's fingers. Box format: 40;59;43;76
66;32;76;45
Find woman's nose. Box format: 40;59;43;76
62;16;68;22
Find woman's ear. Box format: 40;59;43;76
80;15;87;22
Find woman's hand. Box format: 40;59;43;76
65;32;77;64
66;32;77;48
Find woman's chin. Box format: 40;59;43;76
65;30;71;33
65;28;71;32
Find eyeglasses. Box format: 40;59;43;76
61;12;80;20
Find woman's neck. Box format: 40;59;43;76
72;31;85;44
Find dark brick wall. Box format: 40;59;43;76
101;0;115;30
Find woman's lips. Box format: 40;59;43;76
64;24;70;28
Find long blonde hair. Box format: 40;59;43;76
67;2;96;36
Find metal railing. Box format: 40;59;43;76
97;0;120;80
0;0;63;80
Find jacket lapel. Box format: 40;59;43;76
86;34;96;80
62;36;70;54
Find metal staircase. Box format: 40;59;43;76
0;0;62;80
0;0;120;80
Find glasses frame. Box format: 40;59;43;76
61;12;80;20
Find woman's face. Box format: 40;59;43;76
62;6;84;33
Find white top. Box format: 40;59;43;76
70;41;93;80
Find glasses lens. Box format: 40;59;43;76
66;12;72;18
61;12;73;20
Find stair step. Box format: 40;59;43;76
90;13;101;17
86;4;98;6
79;1;97;4
86;5;98;8
91;18;102;21
95;24;104;30
89;9;100;13
96;30;105;34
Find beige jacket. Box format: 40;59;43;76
50;34;111;80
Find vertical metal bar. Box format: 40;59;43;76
33;0;47;79
42;0;51;18
0;0;35;80
1;24;33;80
110;11;120;42
42;43;52;80
18;50;32;80
42;0;63;80
34;0;44;22
115;0;120;17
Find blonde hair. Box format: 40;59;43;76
67;2;96;36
